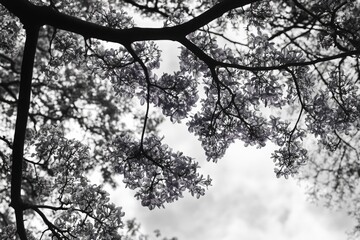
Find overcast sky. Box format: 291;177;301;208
108;120;355;240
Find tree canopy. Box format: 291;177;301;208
1;0;360;239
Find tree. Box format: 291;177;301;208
1;0;360;238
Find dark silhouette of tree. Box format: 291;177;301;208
0;0;360;239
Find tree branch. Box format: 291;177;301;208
123;0;169;17
125;44;151;148
10;24;39;240
0;0;258;44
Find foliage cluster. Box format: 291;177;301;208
1;0;360;239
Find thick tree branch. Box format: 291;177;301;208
0;0;257;44
10;24;39;240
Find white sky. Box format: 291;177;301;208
109;120;355;240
